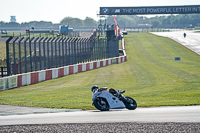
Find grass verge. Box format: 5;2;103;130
0;33;200;110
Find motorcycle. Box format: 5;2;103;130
91;86;137;111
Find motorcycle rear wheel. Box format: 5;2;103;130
93;97;109;111
124;96;137;110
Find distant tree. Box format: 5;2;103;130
60;17;84;28
152;20;161;28
84;17;97;27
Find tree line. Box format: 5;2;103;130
0;14;200;29
106;14;200;28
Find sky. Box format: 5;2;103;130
0;0;200;23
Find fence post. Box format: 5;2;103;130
6;37;13;76
38;37;44;70
50;38;56;68
58;38;62;67
42;38;48;69
67;38;72;65
63;38;68;66
23;38;29;73
33;37;39;71
18;37;24;74
29;37;35;72
46;38;52;69
12;37;19;75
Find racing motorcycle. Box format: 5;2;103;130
91;86;137;111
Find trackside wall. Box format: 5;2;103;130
0;38;126;91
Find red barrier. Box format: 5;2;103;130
106;59;109;66
86;63;90;71
46;69;52;80
116;57;119;64
58;67;64;78
17;74;22;87
100;61;103;67
121;57;123;63
69;65;74;75
125;56;127;61
93;62;97;69
78;64;82;73
31;72;38;84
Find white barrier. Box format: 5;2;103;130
22;73;31;86
82;63;86;72
38;70;46;82
74;64;78;74
97;61;100;68
8;75;17;88
64;66;69;75
90;62;93;70
108;58;111;65
52;68;58;79
118;57;121;64
103;60;106;66
0;78;6;90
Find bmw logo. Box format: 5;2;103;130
103;8;109;14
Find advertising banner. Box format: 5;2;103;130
100;5;200;15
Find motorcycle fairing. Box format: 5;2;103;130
93;90;126;109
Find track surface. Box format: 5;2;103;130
152;30;200;55
0;106;200;132
1;106;200;125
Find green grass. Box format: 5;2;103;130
0;33;200;110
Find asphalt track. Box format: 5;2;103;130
151;30;200;55
0;106;200;126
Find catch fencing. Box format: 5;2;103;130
5;36;119;76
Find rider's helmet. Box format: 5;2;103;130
91;85;99;92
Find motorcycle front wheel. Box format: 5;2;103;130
124;96;137;110
93;97;109;111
